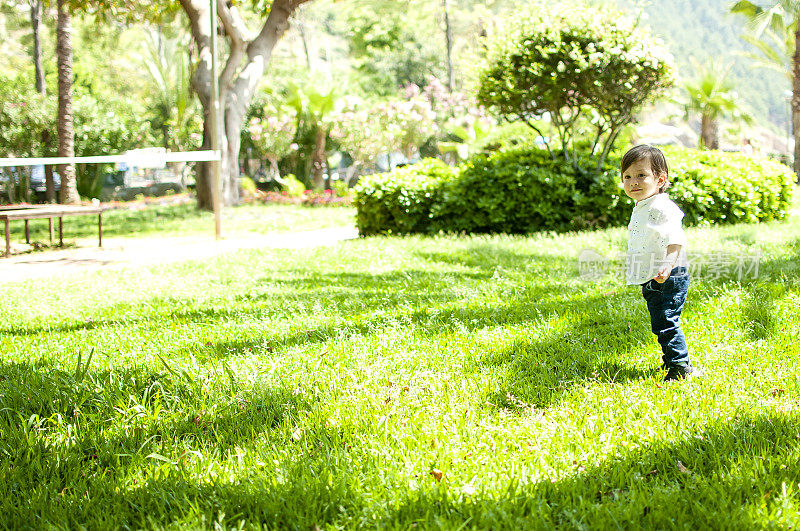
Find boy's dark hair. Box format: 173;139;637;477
620;144;670;192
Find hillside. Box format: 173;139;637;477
615;0;788;132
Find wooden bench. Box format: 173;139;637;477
0;205;103;257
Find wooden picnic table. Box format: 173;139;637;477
0;205;103;257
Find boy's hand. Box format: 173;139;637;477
654;244;682;283
653;264;672;283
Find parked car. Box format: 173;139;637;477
1;165;61;203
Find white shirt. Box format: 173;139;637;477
626;193;688;285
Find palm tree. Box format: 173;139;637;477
139;27;196;151
731;0;800;175
286;83;337;190
56;0;80;204
681;61;752;150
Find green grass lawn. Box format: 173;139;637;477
5;201;356;244
1;199;799;528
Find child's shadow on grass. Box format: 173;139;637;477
470;294;661;409
472;312;656;410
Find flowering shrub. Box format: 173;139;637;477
330;97;392;175
331;78;487;179
378;96;438;159
417;76;488;127
258;189;352;207
247;100;298;174
331;92;438;180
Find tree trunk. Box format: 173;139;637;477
181;0;311;210
5;169;15;203
56;0;79;204
343;164;359;188
267;155;281;181
442;0;455;92
700;114;719;150
193;121;214;208
793;11;800;180
32;0;55;203
297;9;312;71
224;104;244;204
44;157;55;203
31;1;45;95
311;127;326;189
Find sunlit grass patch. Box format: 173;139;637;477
1;199;799;528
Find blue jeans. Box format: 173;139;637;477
641;266;690;368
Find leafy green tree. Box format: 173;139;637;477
176;0;318;208
0;75;55;202
731;0;800;175
344;1;444;96
737;10;793;79
72;95;153;198
78;0;315;208
45;1;141;204
476;3;673;171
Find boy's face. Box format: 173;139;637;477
621;158;666;202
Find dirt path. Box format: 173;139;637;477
0;226;359;284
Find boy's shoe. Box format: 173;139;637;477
664;362;701;382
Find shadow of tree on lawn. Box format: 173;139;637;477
3;240;800;526
4;402;797;529
378;413;800;529
2;244;658;411
0;358;317;523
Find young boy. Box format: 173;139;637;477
621;144;699;381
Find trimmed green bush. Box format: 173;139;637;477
433;149;577;233
354;159;458;236
570;161;634;229
353;146;795;236
664;146;795;225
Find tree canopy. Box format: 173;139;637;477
477;3;674;170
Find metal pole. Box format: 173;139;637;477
209;0;222;239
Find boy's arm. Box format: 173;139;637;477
654;244;682;283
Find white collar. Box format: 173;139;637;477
634;192;665;208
